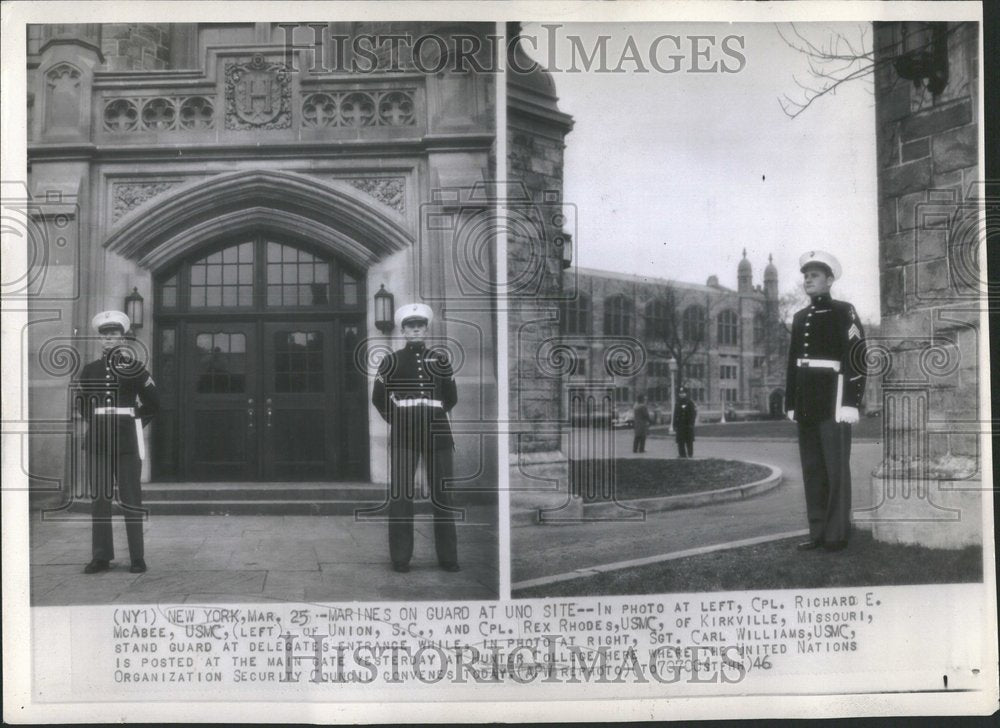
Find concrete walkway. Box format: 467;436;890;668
30;506;498;605
512;429;880;583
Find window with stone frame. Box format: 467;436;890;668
682;305;706;343
603;295;634;336
717;309;739;346
644;298;671;341
560;292;591;335
754;313;766;344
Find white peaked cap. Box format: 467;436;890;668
91;310;130;333
395;302;433;329
798;250;842;281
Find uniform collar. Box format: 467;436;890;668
809;293;832;306
405;341;426;353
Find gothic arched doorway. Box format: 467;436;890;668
151;235;368;482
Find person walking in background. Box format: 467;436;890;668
74;311;159;574
632;394;651;453
372;303;460;574
673;386;697;458
786;250;868;553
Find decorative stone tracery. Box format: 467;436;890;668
301;90;416;128
103;96;215;132
111;180;179;222
346;177;406;213
224;55;291;130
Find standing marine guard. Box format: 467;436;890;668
74;311;159;574
673;386;697;458
786;251;868;552
632;395;651;453
372;303;460;574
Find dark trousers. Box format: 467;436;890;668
797;419;852;543
88;449;144;562
632;434;647;453
388;424;458;567
676;429;694;458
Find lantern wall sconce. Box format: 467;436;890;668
893;22;949;95
124;287;144;330
558;230;574;270
374;284;395;333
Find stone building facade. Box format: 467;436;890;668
24;22;497;508
862;20;982;546
561;258;788;423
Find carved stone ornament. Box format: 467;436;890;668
225;55;291;130
112;181;179;223
346;177;406;213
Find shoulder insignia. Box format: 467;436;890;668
848;324;861;340
145;375;156;387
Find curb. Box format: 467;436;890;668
582;461;783;519
511;528;810;592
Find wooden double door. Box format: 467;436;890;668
181;317;367;481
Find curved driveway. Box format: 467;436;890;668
511;429;881;583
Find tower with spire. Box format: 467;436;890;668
737;248;753;293
764;253;779;300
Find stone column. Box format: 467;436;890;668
858;22;982;548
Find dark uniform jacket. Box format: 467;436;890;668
372;342;457;448
632;404;651;436
74;350;159;455
785;294;867;423
673;399;697;431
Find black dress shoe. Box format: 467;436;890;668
392;562;410;573
129;559;147;573
796;540;823;551
823;540;848;552
84;559;110;574
440;562;461;572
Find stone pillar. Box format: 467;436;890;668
28;27;103;507
857;22;982;547
507;26;576;522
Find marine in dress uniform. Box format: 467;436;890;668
74;311;160;574
785;251;867;552
632;395;651;453
372;304;459;573
673;387;697;458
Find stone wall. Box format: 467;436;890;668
874;21;980;462
101;24;172;71
863;21;982;547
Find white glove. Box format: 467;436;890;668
836;406;860;424
786;410;795;421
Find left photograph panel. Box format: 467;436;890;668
22;22;499;603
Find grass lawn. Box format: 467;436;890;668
671;416;883;440
513;530;982;598
573;458;771;503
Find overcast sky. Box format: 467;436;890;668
521;22;881;322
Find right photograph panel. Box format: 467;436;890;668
506;20;984;598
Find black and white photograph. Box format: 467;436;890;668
508;19;986;595
15;19;500;605
2;1;996;723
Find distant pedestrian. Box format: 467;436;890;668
786;250;868;553
673;387;697;458
632;395;651;453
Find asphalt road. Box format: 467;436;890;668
511;428;882;583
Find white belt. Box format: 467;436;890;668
91;407;145;459
797;358;840;371
392;397;444;408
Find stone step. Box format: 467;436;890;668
58;498;448;517
142;482;384;502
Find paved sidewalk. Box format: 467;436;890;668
514;430;880;583
30;506;498;606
